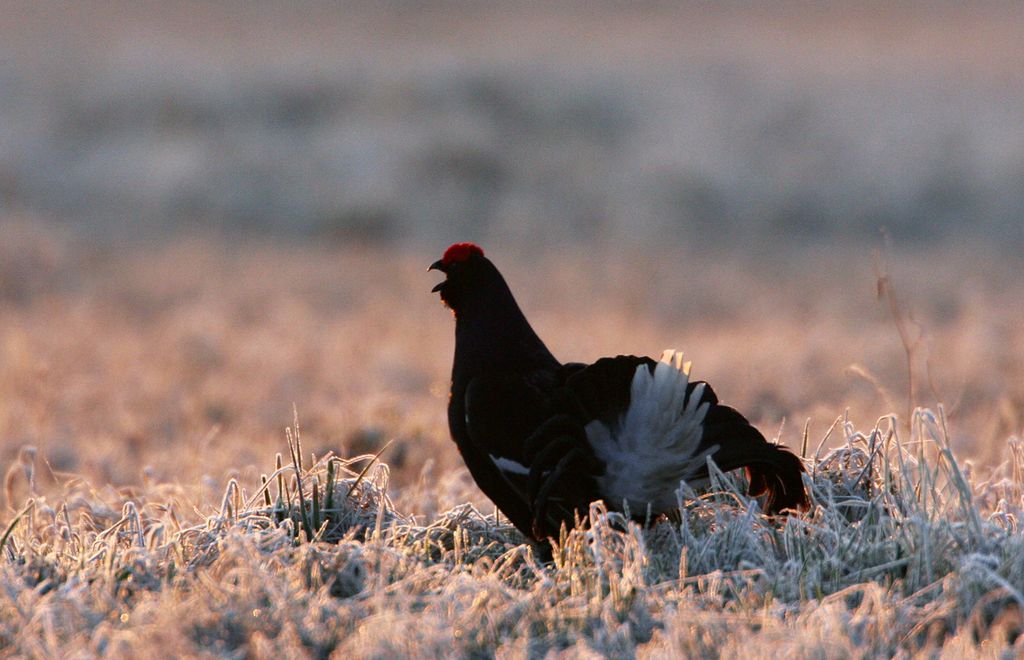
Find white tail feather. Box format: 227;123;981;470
586;350;718;513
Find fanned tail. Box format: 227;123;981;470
563;350;809;518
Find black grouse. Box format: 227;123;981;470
430;242;808;541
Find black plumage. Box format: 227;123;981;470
430;242;807;541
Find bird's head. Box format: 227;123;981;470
428;242;490;310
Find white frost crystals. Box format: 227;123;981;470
585;349;719;514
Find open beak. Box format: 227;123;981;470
429;260;446;292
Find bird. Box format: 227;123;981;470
430;242;807;542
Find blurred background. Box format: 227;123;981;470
2;2;1023;511
5;2;1024;245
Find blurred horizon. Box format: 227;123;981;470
2;1;1024;249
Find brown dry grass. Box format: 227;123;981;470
3;221;1023;516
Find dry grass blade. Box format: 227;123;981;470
0;499;35;557
345;439;395;500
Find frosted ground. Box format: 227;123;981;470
3;402;1024;655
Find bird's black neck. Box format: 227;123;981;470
451;275;559;378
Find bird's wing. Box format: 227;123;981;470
464;371;603;538
464;372;550;469
460;372;555;533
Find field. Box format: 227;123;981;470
3;225;1024;656
3;2;1024;657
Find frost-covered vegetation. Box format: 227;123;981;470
2;407;1023;656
